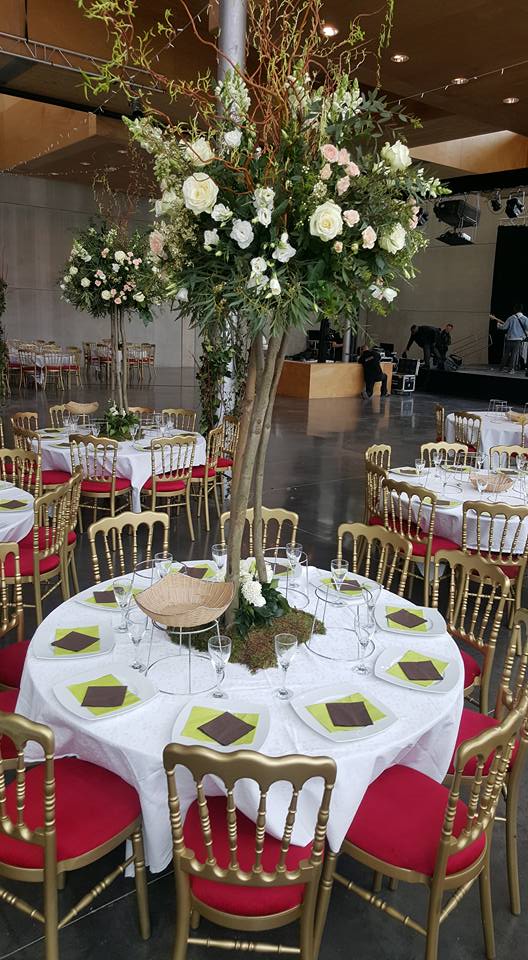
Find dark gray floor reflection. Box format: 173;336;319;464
1;370;526;959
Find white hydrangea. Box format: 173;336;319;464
272;232;296;263
241;578;266;608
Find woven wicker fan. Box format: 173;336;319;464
507;411;528;424
66;401;100;415
470;472;513;494
135;572;234;627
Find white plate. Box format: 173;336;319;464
290;683;396;742
172;697;270;753
374;646;460;695
317;570;382;599
75;581;142;611
32;620;115;661
53;665;157;721
375;603;446;638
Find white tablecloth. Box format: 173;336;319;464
0;485;34;543
17;566;463;873
38;430;207;512
445;410;524;465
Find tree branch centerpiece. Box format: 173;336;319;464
79;0;445;619
0;274;7;401
59;221;163;410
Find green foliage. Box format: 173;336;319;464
102;402;139;440
196;335;233;433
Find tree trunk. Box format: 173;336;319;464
118;308;129;410
110;306;128;411
230;337;258;507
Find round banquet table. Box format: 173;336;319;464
17;566;464;873
0;485;34;543
445;410;524;465
36;428;207;512
389;465;528;552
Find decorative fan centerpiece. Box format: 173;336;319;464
470;472;513;494
135;572;234;628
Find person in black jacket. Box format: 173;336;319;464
437;323;454;370
402;324;442;369
359;344;387;398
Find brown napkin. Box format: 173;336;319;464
270;562;289;575
399;660;443;682
338;579;363;592
81;685;128;707
387;609;427;629
182;566;207;579
326;701;373;727
198;711;256;746
51;631;98;653
0;499;28;509
92;589;116;604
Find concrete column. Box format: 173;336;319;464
218;0;247;80
342;329;352;362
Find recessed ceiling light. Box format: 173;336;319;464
321;23;338;37
503;96;519;104
49;172;59;176
80;161;91;166
451;77;469;85
391;53;409;63
117;149;128;154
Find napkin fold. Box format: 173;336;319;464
52;626;100;656
198;711;256;746
68;674;140;716
386;606;428;631
0;499;29;510
307;694;385;733
387;650;448;688
182;706;258;746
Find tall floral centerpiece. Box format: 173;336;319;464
60;222;163;411
0;274;7;401
79;0;445;610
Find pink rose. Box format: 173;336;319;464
95;280;101;287
114;297;122;304
133;257;142;267
101;248;109;257
320;163;332;181
321;143;339;163
336;176;350;196
110;288;116;296
343;209;360;227
149;230;164;257
361;225;377;249
346;162;360;177
333;241;343;253
338;148;350;165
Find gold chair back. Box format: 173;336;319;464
49;404;68;428
220;415;240;463
365;444;391;470
0;419;4;448
0;543;24;644
383;477;438;604
219;506;298;552
420;441;468;467
150;435;195;487
89;511;170;582
129;406;154;421
11;412;38;432
489;444;527;470
69;434;118;487
453;411;481;450
0;447;41;496
435;403;445;441
364;460;387;523
204;423;223;471
162;408;197;432
462;499;528;578
337;522;412;596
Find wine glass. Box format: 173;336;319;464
126;606;148;670
211;543;227;580
475;454;484;472
154;412;162;434
91;419;101;438
330;558;348;604
355;616;373;676
154;551;173;579
208;634;231;698
475;471;487;499
363;583;382;618
113;578;133;632
130;422;140;443
274;633;298;700
286;541;302;582
432;450;441;477
415;458;425;477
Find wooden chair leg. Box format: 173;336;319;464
204;480;210;531
506;772;522;915
424;884;443;960
131;827;151;940
479;853;496;959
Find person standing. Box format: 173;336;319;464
492;304;528;373
359;344;387;398
437;323;453;370
402;324;442;369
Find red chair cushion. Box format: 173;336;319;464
368;515;383;526
346;765;486;877
3;463;13;475
184;796;311;916
4;549;60;578
467;549;521;581
0;641;30;689
460;648;481;689
18;528;75;549
0;689;19;760
448;708;520;776
392;523;459;557
141;475;186;492
217;457;233;468
81;477;131;494
42;469;71;486
0;758;141;869
191;466;217;479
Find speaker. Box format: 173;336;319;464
434;198;480;229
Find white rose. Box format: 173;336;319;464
80;277;90;287
309;201;343;242
379;223;406;254
184;136;214;166
101;290;112;300
133;292;145;302
230;218;254;249
114;250;127;263
250;257;267;276
182;173;218;215
380;140;412;172
112;263;120;273
383;287;398;302
176;288;189;302
204;228;220;248
69;265;78;275
224;129;242;149
272;232;296;263
253;186;275;210
155;189;178;217
269;275;281;296
256;207;272;226
211;203;233;223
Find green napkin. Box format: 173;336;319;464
307;694;385;732
385;606;429;633
321;576;363;596
182;706;258;745
53;625;100;656
68;673;140;716
84;586;142;609
387;650;448;687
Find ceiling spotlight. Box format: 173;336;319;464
451;77;469;85
506;195;524;219
488;190;503;213
321;23;339;37
391;53;409;63
503;96;519;104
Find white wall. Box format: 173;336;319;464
0;172;198;367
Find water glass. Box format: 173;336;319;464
211;543;227;580
286;541;302;581
154;412;162;434
274;633;298;700
131;422;140;443
154;551;173;579
113;578;133;632
208;634;232;698
91;419;101;438
475;454;484;471
126;606;148;670
432;450;441;475
414;458;425;477
475;472;487;497
330;558;349;603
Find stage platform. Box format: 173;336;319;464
277;359;393;399
417;364;528;405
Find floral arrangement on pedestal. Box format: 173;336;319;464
59;221;164;410
79;0;446;621
0;274;7;401
102;402;139;442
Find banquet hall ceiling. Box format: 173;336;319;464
0;0;527;186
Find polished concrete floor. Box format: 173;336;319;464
1;368;527;960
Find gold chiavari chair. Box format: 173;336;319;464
364;460;387;525
445;607;528;917
64;467;83;596
127;343;142;383
89;511;170;582
162;743;336;960
335;696;527;960
0;447;41;496
41;347;65;391
489;444;527;470
11;411;39;432
13;426;71;491
219;506;299;553
461;499;528;625
141;342;155;380
162;407;197;432
69;434;132;529
190;424;223;532
420;441;468;468
382;477;458;605
18;346;39;390
0;713;150;959
365;443;391;470
217;415;239;477
0;542;29;694
0;418;4;448
337;522;412;597
435;403;445;442
129;405;154;421
432;549;509;714
64;346;83;388
453;411;482;456
141;435;196;540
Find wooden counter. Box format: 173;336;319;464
277;360;393;399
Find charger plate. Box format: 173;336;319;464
290;683;396;742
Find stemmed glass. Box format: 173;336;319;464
211;544;227;580
432;450;441;478
113;578;133;632
286;541;302;582
330;558;348;604
208;634;231;698
91;419;101;438
126;606;148;670
154;551;173;579
415;458;425;478
274;633;298;700
475;471;487;499
131;422;140;444
154;412;162;435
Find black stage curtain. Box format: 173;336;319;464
489;225;528;364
